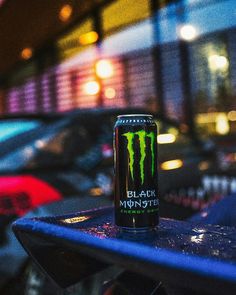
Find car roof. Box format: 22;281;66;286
0;107;181;128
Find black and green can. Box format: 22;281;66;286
114;114;159;231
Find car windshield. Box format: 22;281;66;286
0;120;41;143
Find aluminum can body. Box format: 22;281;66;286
114;114;159;231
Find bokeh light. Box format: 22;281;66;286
20;47;33;60
208;55;229;72
59;4;73;22
215;113;230;135
157;134;176;144
95;60;114;79
228;110;236;121
198;161;210;171
84;81;100;95
79;31;99;45
179;24;197;41
161;159;183;170
104;87;116;99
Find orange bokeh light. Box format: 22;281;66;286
20;47;33;60
79;31;99;45
59;4;73;22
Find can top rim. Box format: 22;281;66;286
117;114;153;118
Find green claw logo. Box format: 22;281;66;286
122;130;155;184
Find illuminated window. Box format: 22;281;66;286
57;72;73;112
57;18;93;60
208;55;229;72
41;73;53;112
7;88;21;113
192;39;231;134
24;79;37;113
102;0;150;35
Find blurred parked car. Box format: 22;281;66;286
0;108;215;224
0;108;219;220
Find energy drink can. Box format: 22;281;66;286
114;114;159;231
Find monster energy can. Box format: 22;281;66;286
114;114;159;231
